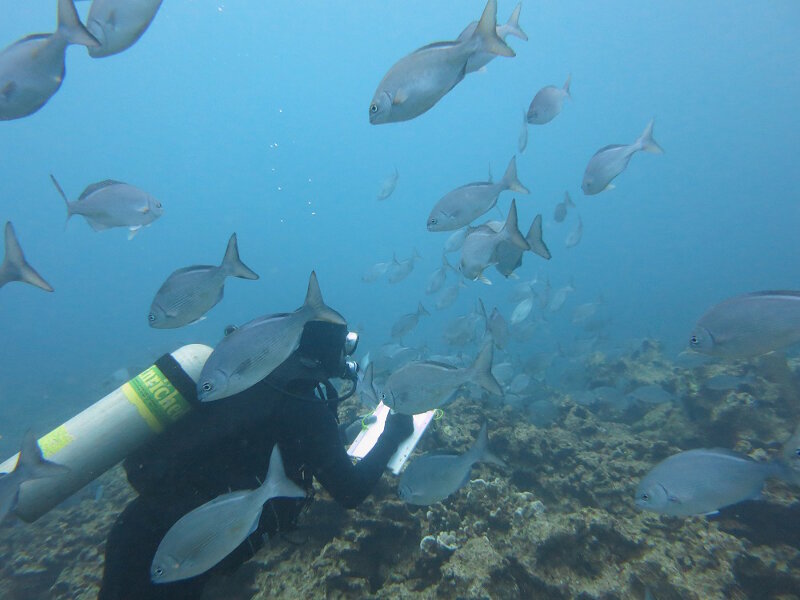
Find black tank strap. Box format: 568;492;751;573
154;353;200;407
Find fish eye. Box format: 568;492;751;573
154;566;164;577
640;493;649;501
148;313;156;322
201;382;214;392
429;218;437;225
155;202;162;208
689;335;698;345
370;103;378;113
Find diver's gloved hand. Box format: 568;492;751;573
382;411;414;444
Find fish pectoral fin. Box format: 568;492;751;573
703;510;719;517
1;81;17;100
127;226;142;240
137;206;150;214
392;89;409;105
603;183;616;192
477;274;493;286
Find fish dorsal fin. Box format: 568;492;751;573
79;180;123;201
301;271;345;325
594;144;626;156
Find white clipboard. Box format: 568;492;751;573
346;402;434;475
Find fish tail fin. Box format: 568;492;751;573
526;214;552;260
564;191;575;208
261;445;305;503
56;0;100;47
469;339;503;396
563;73;572;98
474;0;515;57
469;423;507;467
49;174;73;227
221;233;259;280
501;156;529;194
303;271;346;325
637;119;664;154
1;222;54;292
361;362;378;406
504;3;528;41
16;430;69;481
417;302;430;317
503;199;530;250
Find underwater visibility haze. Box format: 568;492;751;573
2;1;800;598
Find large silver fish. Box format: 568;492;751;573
398;423;505;505
50;174;163;239
86;0;163;58
581;119;663;195
457;2;527;74
387;249;421;284
493;213;551;278
635;440;800;517
527;74;571;125
689;291;800;359
553;191;575;223
427;156;528;232
0;0;99;120
369;0;513;124
151;445;304;583
425;254;454;295
376;167;399;200
148;234;259;329
381;339;502;415
435;280;466;310
0;222;54;292
197;272;345;402
0;431;69;525
459;199;528;284
390;301;430;340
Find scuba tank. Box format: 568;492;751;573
0;344;211;523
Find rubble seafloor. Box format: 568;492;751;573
2;342;800;600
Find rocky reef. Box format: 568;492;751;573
1;343;799;599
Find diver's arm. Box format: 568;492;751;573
307;408;413;509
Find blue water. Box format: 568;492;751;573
1;1;799;458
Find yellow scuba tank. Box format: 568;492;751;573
0;344;212;523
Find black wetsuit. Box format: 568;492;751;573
99;373;411;600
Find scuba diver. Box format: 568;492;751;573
98;319;414;600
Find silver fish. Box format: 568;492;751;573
442;305;484;347
689;291;800;359
510;296;534;325
369;0;513;124
361;261;389;283
391;301;430;340
565;214;582;248
148;234;259;329
398;423;505;505
527;74;571;125
627;384;673;405
376;167;399;200
382;340;502;415
368;342;420;375
426;254;454;295
571;301;598;324
459;199;529;284
151;445;304;583
488;306;509;349
50;174;163;239
553;191;575;223
508;373;530;394
635;444;800;517
0;0;99;121
0;222;54;292
443;228;468;254
518;109;528;153
548;282;575;312
435;280;466;310
387;249;421;284
493;213;551;278
197;272;346;402
457;2;527;74
581;119;663;195
0;431;69;525
86;0;162;58
428;156;528;232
